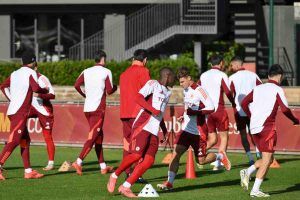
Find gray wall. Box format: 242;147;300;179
0;15;10;61
263;6;300;84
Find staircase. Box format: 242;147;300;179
69;0;218;61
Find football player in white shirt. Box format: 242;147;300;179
0;52;49;180
229;56;262;165
240;64;299;197
72;50;117;175
107;67;174;198
157;67;232;191
200;55;235;170
29;65;56;170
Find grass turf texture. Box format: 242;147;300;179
0;145;299;200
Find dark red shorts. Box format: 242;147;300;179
29;107;54;130
175;131;207;158
7;112;30;143
121;118;135;140
129;130;158;157
84;111;105;131
235;114;250;130
207;109;229;133
252;129;277;153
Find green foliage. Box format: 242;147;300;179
0;54;199;85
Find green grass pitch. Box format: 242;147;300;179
0;145;299;200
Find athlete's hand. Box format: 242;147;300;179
177;116;184;122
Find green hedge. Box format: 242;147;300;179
0;54;199;86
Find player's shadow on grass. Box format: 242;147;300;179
269;183;300;195
4;165;43;170
159;179;241;193
276;158;300;164
83;160;119;166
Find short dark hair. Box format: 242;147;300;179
231;56;243;64
210;54;223;66
177;66;190;79
268;64;284;77
95;50;106;63
133;49;148;62
22;51;36;65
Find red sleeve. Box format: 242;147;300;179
139;68;151;88
160;118;168;136
197;79;201;85
105;75;117;95
74;73;86;98
30;76;48;94
230;82;236;99
38;93;55;100
256;78;262;86
135;93;159;115
0;76;11;100
221;79;235;107
276;94;299;124
241;91;253;118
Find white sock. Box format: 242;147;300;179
123;181;131;188
76;158;83;166
215;153;223;160
111;172;118;178
48;160;54;165
99;162;107;170
246;151;254;161
255;147;260;153
247;165;257;176
252;178;263;193
25;168;32;173
215;159;221;167
167;171;176;184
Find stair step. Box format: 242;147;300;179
235;21;256;26
245;47;257;53
235;38;256;43
234;34;256;39
234;13;255;17
230;0;248;4
234;25;256;29
234;29;256;34
245;57;256;62
233;16;256;21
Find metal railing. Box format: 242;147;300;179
69;30;104;60
277;47;294;86
69;0;218;61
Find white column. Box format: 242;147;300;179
194;41;202;73
0;15;11;61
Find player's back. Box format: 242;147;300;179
120;64;150;118
8;66;37;115
250;82;283;134
200;68;228;110
229;70;260;116
83;65;112;112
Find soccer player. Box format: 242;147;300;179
119;49;150;180
28;64;56;170
157;67;231;190
240;64;299;197
229;56;262;165
72;50;117;175
107;67;175;198
199;54;235;170
0;51;49;180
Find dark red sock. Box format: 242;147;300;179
95;131;104;163
127;155;154;185
115;153;141;176
42;129;55;161
20;137;31;169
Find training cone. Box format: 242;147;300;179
162;153;173;164
58;161;72;172
138;184;159;197
185;148;196;179
270;158;281;168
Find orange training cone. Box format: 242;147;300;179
270;158;281;168
162;153;173;164
185;148;196;179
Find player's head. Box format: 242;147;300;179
268;64;284;84
95;50;107;65
177;66;193;90
210;54;224;70
230;56;243;72
21;51;37;68
159;67;175;87
133;49;148;65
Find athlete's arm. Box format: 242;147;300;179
277;92;299;125
74;73;86;97
30;75;49;94
241;91;253;118
0;76;11;100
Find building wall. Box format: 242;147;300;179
0;15;11;61
0;0;162;4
